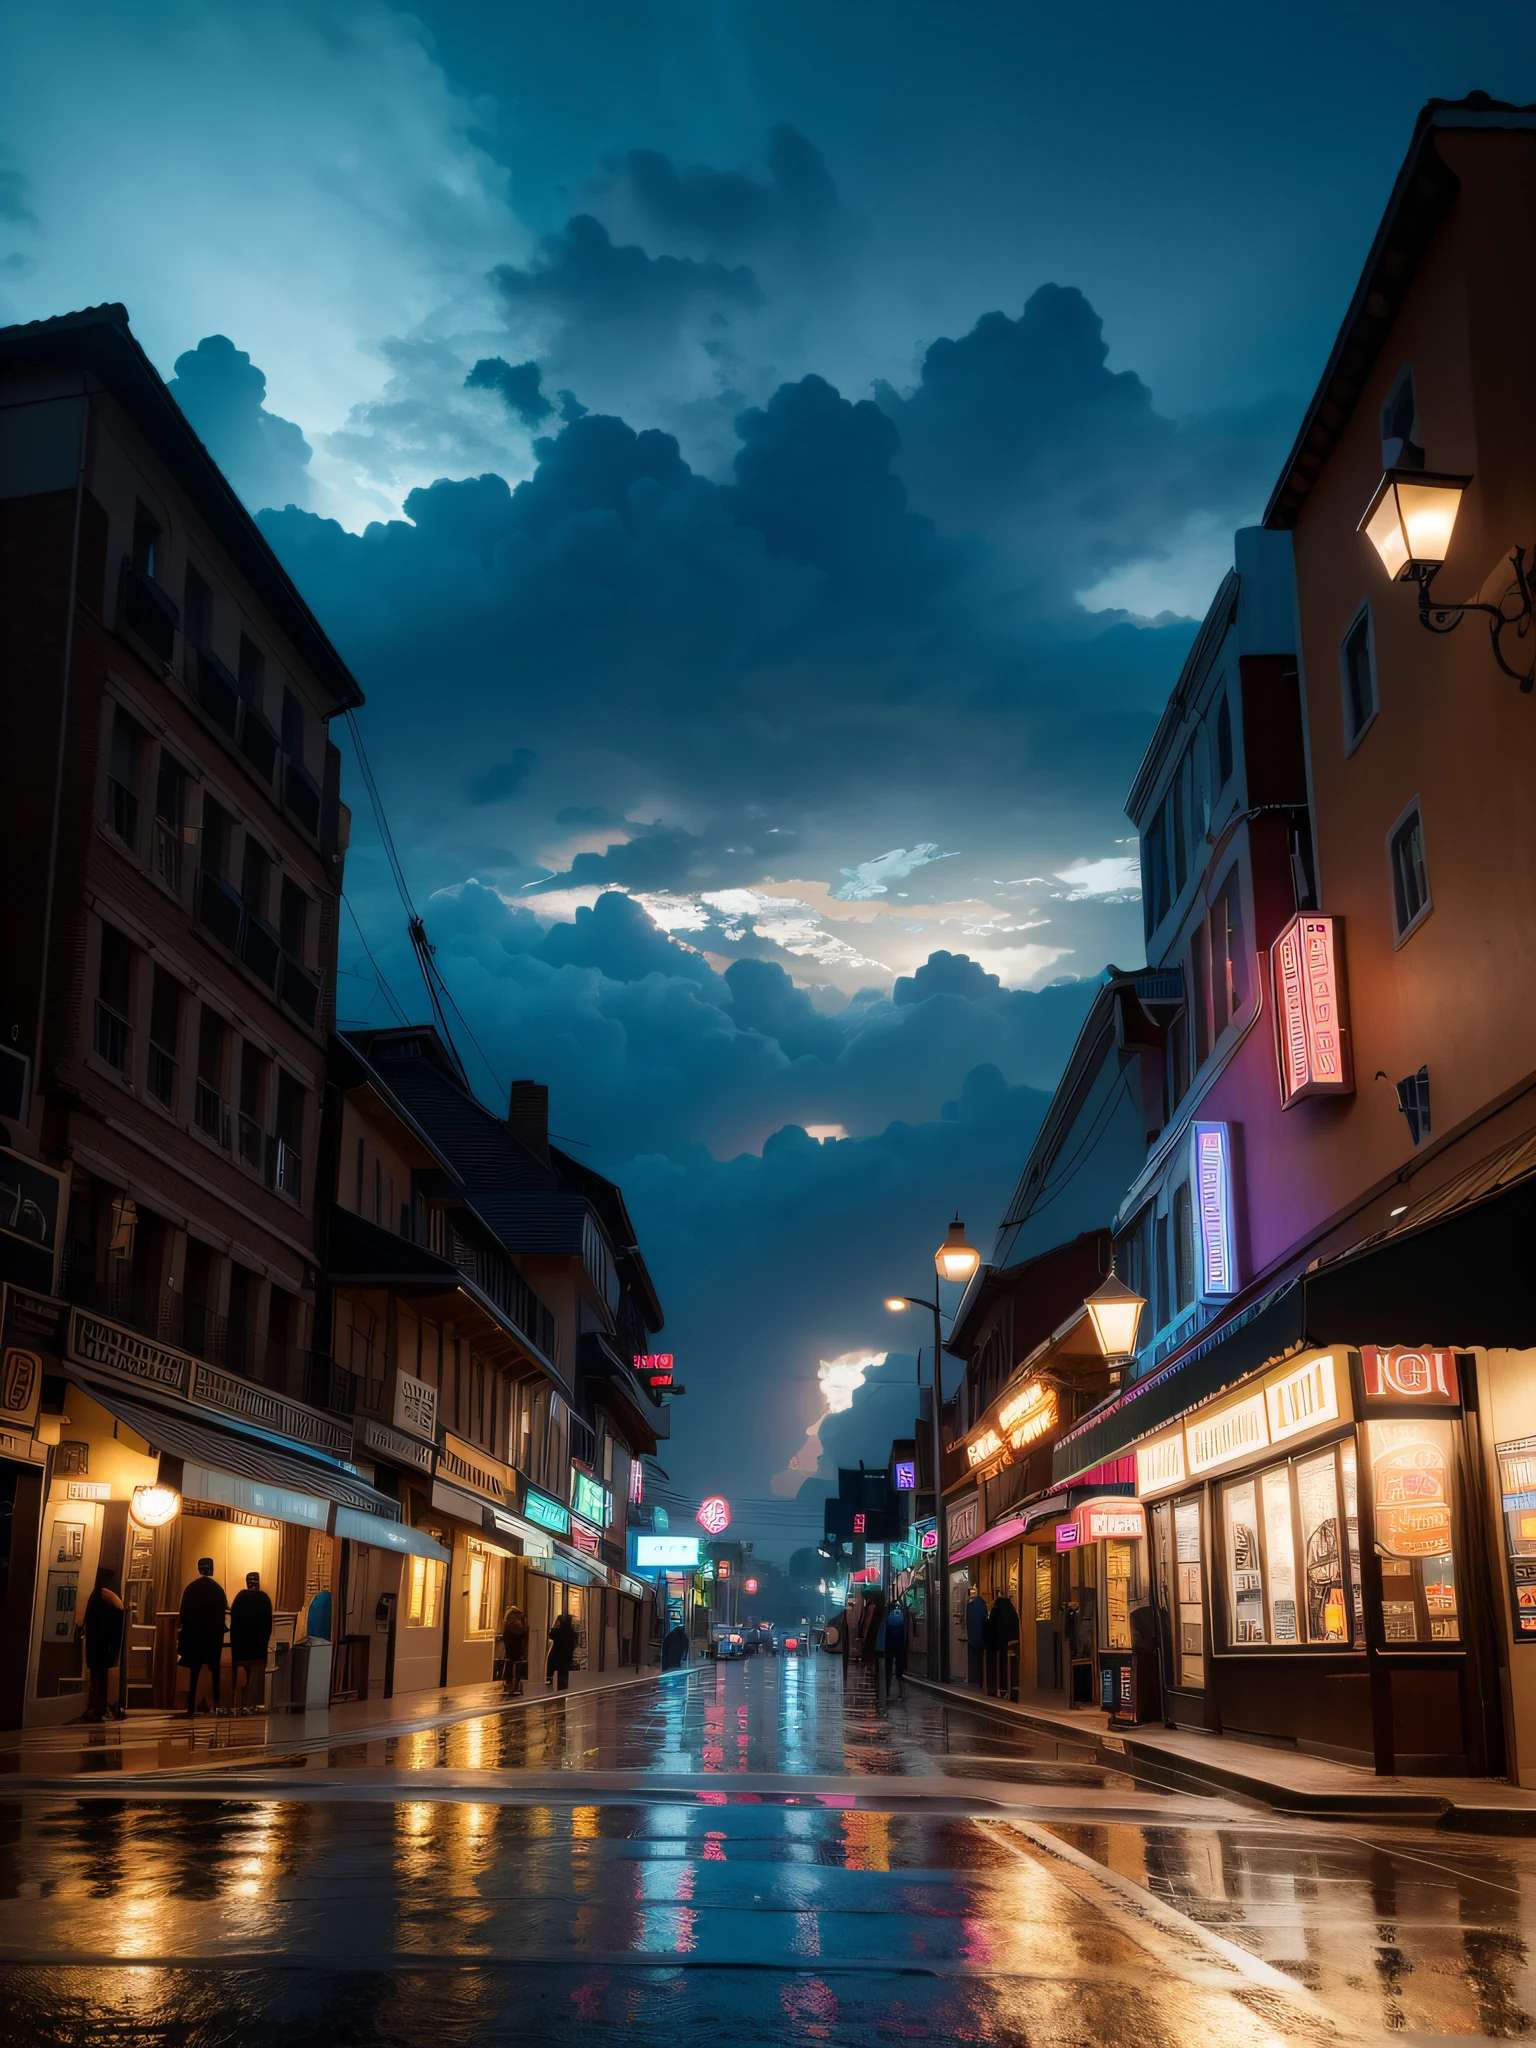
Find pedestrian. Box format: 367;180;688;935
981;1599;999;1696
858;1591;884;1667
229;1572;273;1715
77;1566;124;1723
546;1609;578;1692
990;1588;1020;1699
966;1587;988;1690
661;1621;689;1670
883;1598;908;1698
178;1558;229;1717
500;1602;529;1696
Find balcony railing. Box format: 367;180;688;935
237;1110;263;1173
280;953;320;1028
60;1247;314;1396
194;1079;231;1150
93;999;130;1072
425;1208;559;1361
119;560;178;666
153;816;184;894
268;1137;302;1202
302;1353;359;1417
107;779;139;851
146;1042;177;1109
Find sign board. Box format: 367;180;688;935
1361;1347;1457;1405
998;1379;1058;1454
569;1518;602;1557
696;1495;731;1534
0;1285;63;1439
1136;1351;1346;1499
966;1426;1007;1471
1135;1430;1186;1499
893;1460;916;1491
1079;1497;1146;1543
1272;914;1353;1105
522;1487;570;1536
1055;1520;1081;1552
635;1352;673;1388
394;1373;438;1443
440;1433;508;1503
1186;1390;1269;1476
635;1535;700;1569
946;1493;979;1551
919;1526;938;1553
1192;1122;1237;1301
571;1470;611;1528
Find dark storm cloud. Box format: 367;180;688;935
878;285;1290;602
893;951;1001;1006
167;335;312;511
606;125;839;248
465;354;553;427
493;212;760;343
464;749;536;806
724;959;842;1064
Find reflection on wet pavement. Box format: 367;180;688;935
4;1657;1535;2041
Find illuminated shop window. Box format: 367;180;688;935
405;1554;445;1629
1219;1441;1368;1649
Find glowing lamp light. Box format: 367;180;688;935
884;1297;908;1313
745;1577;759;1594
697;1495;731;1535
1083;1271;1145;1362
1359;470;1469;581
934;1217;979;1285
130;1483;181;1529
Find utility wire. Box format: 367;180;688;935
342;893;410;1025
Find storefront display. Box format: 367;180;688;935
1366;1418;1460;1644
1496;1435;1536;1644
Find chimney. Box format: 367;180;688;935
508;1080;549;1163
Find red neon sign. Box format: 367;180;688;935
697;1496;731;1535
635;1353;674;1388
1272;914;1353;1105
1361;1347;1457;1404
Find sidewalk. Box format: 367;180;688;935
910;1675;1536;1832
0;1659;699;1781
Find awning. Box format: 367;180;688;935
949;1513;1028;1564
75;1382;402;1525
1053;1159;1536;1484
334;1507;449;1562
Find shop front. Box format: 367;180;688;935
1129;1345;1497;1773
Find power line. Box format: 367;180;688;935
341;893;410;1025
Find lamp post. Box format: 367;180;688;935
1082;1268;1146;1388
886;1215;979;1684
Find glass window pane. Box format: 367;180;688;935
1297;1450;1349;1642
1340;1439;1366;1647
1224;1479;1265;1644
1104;1540;1133;1650
1174;1497;1205;1688
1262;1467;1300;1643
1367;1418;1459;1644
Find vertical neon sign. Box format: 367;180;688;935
1192;1121;1236;1301
1271;913;1353;1105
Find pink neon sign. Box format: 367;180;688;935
696;1495;731;1534
1272;913;1353;1105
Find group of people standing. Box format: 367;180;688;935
831;1590;909;1697
497;1602;580;1696
965;1586;1020;1698
75;1557;276;1721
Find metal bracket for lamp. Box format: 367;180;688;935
1411;549;1536;690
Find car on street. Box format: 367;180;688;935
707;1626;746;1659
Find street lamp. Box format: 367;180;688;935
885;1215;979;1683
1359;468;1535;689
1083;1269;1146;1388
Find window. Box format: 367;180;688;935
1171;777;1187;897
153;753;188;892
1220;1442;1362;1650
131;504;160;580
195;1005;229;1146
1341;608;1377;751
241;836;269;919
279;877;308;960
1190;925;1210;1069
1215;692;1234;789
106;707;141;849
404;1554;445;1628
273;1070;304;1199
1210;869;1246;1037
281;688;306;764
200;797;230;878
1153;1211;1170;1333
1172;1181;1194;1312
1142;811;1169;937
238;1043;269;1172
237;633;265;709
94;926;133;1071
147;969;181;1108
1389;801;1431;942
183;565;211;651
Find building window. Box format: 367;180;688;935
94;926;134;1072
195;1005;230;1148
1172;1181;1194;1312
1215;692;1234;789
1389;800;1431;943
279;877;309;961
153;753;188;893
1142;810;1169;937
1341;608;1378;752
106;706;142;850
1189;926;1210;1070
131;503;161;581
237;633;266;710
1219;1442;1367;1650
147;968;181;1109
1210;868;1247;1038
281;688;307;766
404;1554;445;1628
183;564;211;650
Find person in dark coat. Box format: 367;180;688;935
178;1558;229;1716
661;1622;689;1670
966;1589;989;1690
990;1591;1020;1699
500;1603;529;1696
229;1572;273;1715
546;1610;578;1691
77;1566;124;1723
882;1599;908;1699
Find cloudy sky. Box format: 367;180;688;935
5;1;1526;1555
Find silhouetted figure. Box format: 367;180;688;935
989;1591;1019;1698
178;1558;228;1717
547;1611;578;1692
78;1566;124;1723
883;1599;908;1698
501;1603;529;1696
230;1572;273;1715
661;1623;689;1670
966;1589;988;1689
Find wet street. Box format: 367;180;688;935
4;1656;1536;2044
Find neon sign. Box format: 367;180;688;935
1362;1347;1456;1403
966;1426;1007;1470
853;1512;866;1534
1192;1121;1237;1301
635;1353;673;1388
998;1379;1058;1452
1272;914;1353;1105
697;1495;731;1535
522;1487;570;1536
919;1527;938;1551
635;1536;699;1568
893;1460;916;1491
